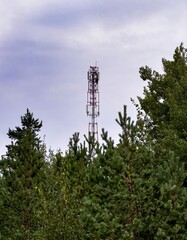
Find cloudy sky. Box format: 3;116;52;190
0;0;187;154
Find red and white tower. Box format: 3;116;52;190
86;66;100;151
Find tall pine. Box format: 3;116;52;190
138;43;187;163
81;106;157;239
138;44;187;238
0;109;46;239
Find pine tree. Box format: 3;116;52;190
0;109;46;239
81;128;122;239
38;133;88;239
138;43;187;161
81;106;157;239
81;105;187;239
137;44;187;238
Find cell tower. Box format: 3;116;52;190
86;66;100;155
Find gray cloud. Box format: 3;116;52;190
0;0;187;154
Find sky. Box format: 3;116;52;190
0;0;187;155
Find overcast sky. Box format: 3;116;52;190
0;0;187;154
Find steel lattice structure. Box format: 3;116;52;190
86;66;100;148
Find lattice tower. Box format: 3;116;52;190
86;66;100;153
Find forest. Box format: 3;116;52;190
0;44;187;239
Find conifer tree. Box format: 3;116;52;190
138;43;187;162
81;105;187;239
38;133;87;239
137;44;187;238
81;106;157;239
0;109;46;239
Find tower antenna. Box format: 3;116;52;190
86;65;100;156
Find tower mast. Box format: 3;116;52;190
86;66;100;155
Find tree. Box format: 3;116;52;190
138;43;187;161
137;44;187;238
81;105;187;239
37;133;88;239
81;106;158;239
0;109;46;239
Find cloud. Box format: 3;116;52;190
0;0;187;154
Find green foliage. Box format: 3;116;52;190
137;43;187;238
0;109;46;239
81;106;156;239
138;43;187;142
154;153;187;239
36;133;88;239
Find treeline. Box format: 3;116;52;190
0;44;187;239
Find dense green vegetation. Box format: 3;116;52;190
0;44;187;239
